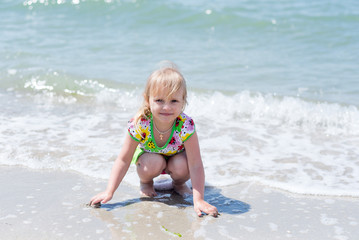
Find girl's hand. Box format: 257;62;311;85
194;199;219;217
89;191;113;207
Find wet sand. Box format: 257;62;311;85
1;166;358;239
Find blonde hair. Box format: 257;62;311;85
134;61;187;126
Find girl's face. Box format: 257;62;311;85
148;88;185;126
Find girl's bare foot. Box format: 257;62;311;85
173;182;192;197
140;181;157;197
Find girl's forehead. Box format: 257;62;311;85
151;87;184;99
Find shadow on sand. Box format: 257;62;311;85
99;187;250;216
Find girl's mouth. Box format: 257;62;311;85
160;113;173;116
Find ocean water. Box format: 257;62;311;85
1;0;359;197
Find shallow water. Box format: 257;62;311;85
1;0;359;197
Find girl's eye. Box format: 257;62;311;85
171;99;179;103
155;99;164;103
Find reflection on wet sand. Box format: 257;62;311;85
90;188;250;239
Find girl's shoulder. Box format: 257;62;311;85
176;112;195;141
129;116;151;125
128;116;151;132
128;116;151;142
177;112;193;123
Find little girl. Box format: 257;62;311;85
90;62;218;217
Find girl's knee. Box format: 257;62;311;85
167;152;189;179
137;153;166;176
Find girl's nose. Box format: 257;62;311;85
163;103;171;110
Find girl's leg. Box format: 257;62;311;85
136;153;166;197
166;151;192;196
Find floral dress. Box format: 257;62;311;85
128;112;195;163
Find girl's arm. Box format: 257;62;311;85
90;133;138;206
184;132;218;217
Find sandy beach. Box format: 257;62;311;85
1;165;358;239
2;1;359;239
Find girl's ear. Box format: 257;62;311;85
143;93;149;104
144;97;150;109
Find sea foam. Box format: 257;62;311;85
1;87;358;197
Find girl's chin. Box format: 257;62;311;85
155;115;176;123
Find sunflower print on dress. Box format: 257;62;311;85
128;112;196;156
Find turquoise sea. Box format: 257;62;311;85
1;0;358;196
